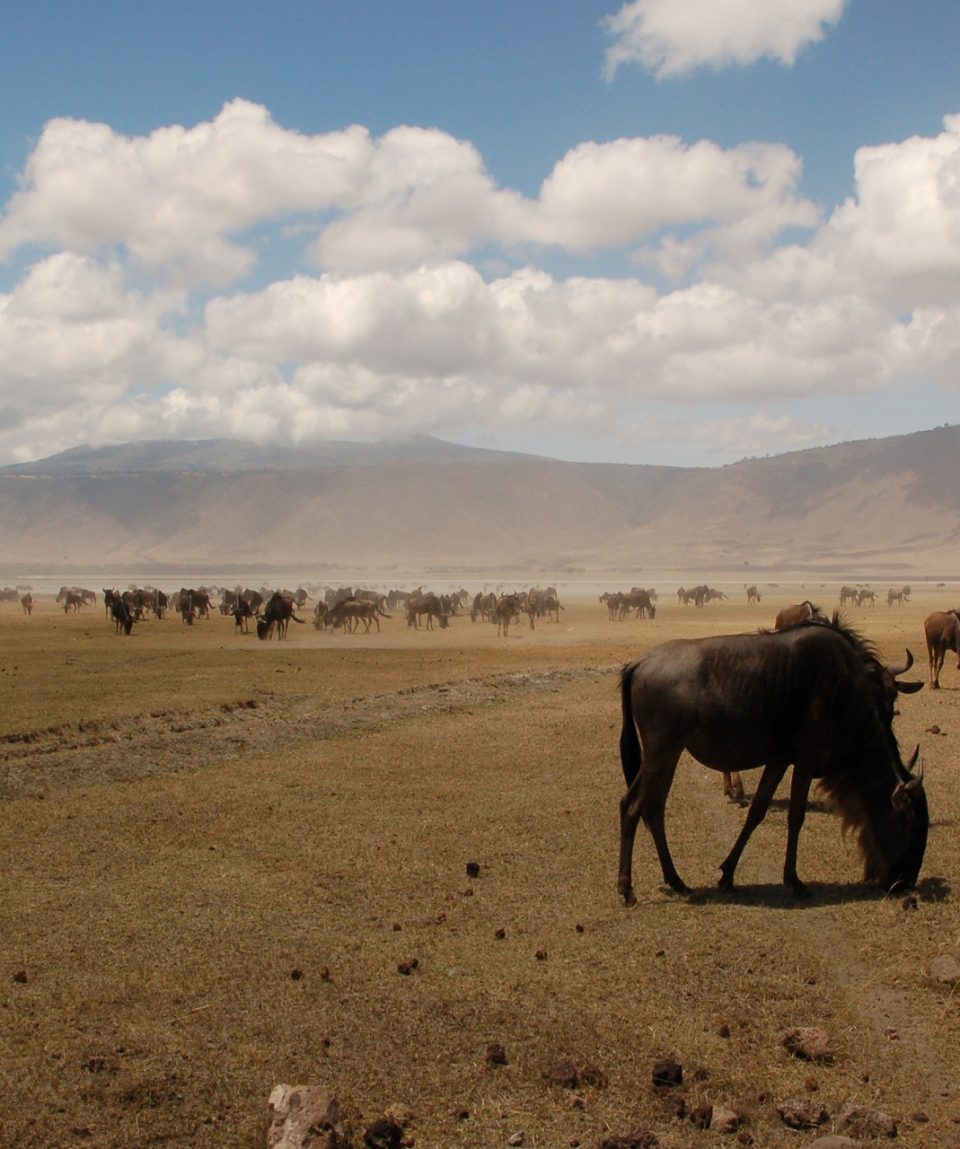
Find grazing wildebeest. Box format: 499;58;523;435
616;616;928;904
887;588;905;607
621;588;656;619
839;585;859;606
471;591;496;622
924;609;960;689
746;585;761;605
858;588;876;606
339;598;390;633
62;591;84;613
103;588;134;635
256;592;305;640
774;601;827;630
406;593;448;630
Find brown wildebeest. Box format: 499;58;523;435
857;588;876;606
887;588;905;607
62;591;84;613
233;599;255;633
494;594;520;636
19;593;32;615
256;592;305;639
924;609;960;688
839;585;859;606
620;588;657;619
746;585;761;605
617;615;928;903
326;598;389;633
406;593;448;630
774;601;827;630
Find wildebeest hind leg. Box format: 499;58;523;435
619;754;686;903
782;766;814;898
718;762;788;890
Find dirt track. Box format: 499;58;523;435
1;587;959;1148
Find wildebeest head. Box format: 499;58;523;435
864;747;928;892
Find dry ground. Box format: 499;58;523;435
1;585;960;1148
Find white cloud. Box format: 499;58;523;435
603;0;847;80
0;100;372;286
3;101;960;467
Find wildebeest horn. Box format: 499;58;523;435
888;649;914;677
894;745;922;784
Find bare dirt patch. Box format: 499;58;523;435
1;587;959;1148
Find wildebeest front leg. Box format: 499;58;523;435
718;762;788;890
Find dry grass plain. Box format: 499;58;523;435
2;584;960;1149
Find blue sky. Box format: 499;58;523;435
2;0;960;467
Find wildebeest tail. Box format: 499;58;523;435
619;662;643;788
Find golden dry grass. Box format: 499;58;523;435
1;585;960;1148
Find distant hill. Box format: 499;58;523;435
1;428;958;579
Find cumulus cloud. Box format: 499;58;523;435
2;100;960;467
603;0;847;80
0;100;372;286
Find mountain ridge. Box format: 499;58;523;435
1;427;957;577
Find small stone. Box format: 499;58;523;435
710;1106;741;1133
267;1084;342;1149
599;1131;659;1149
651;1057;682;1089
535;949;547;961
776;1097;829;1129
363;1117;403;1149
494;928;506;939
465;861;480;878
717;1022;731;1038
507;1133;524;1147
929;954;960;986
12;969;27;984
545;1060;580;1089
836;1101;898;1138
485;1042;508;1066
782;1026;833;1063
689;1103;712;1130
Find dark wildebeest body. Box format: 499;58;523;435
924;609;960;688
617;618;928;904
20;593;32;615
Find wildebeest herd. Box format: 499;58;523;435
8;578;957;905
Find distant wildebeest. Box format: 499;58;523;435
839;585;859;606
19;593;32;615
62;591;84;613
493;593;520;637
103;588;134;635
616;615;928;904
887;588;906;607
746;585;761;605
256;592;305;640
774;601;827;630
857;588;876;606
406;593;448;630
471;591;496;622
233;598;255;633
621;588;656;619
924;609;960;689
